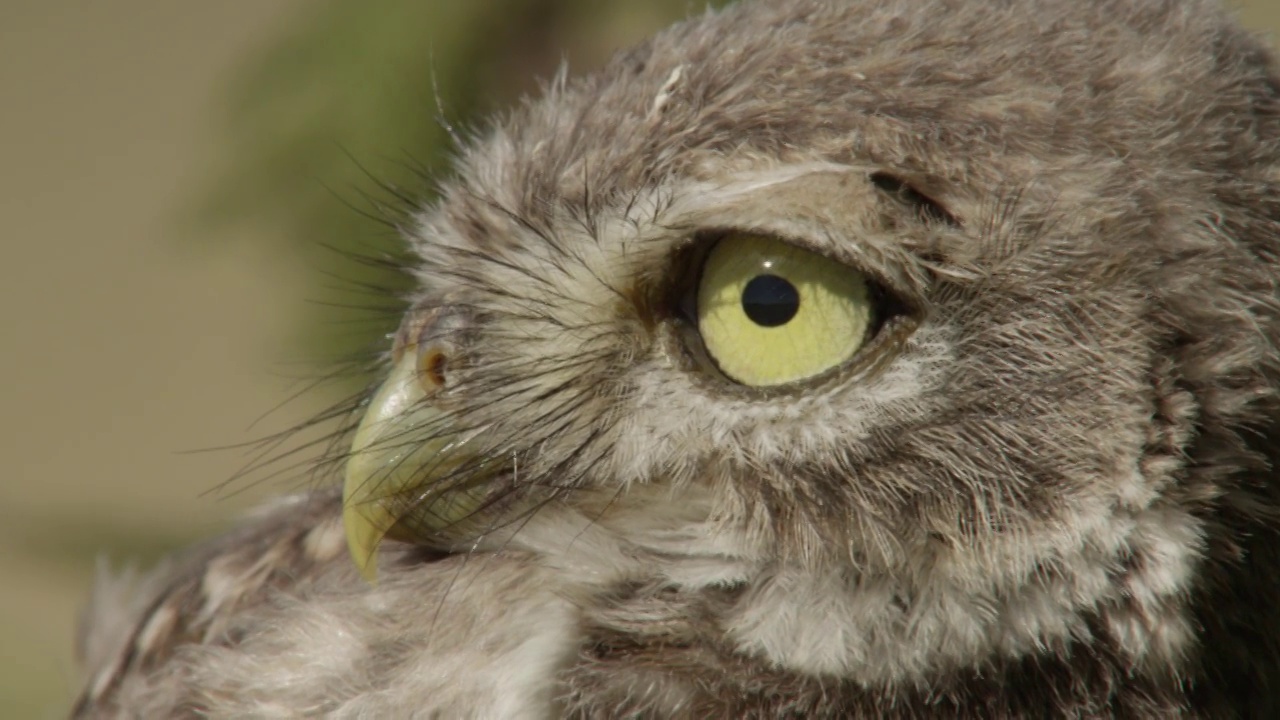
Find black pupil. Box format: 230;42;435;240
741;274;800;327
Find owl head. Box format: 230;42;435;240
339;0;1280;697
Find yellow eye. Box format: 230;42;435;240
696;233;875;387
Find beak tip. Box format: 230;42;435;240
343;504;384;585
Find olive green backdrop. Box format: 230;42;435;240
1;1;1276;715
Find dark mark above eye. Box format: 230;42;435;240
869;171;960;227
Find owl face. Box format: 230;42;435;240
341;0;1280;684
349;167;942;542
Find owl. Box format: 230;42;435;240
72;0;1280;717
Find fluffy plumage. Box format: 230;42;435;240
74;0;1280;716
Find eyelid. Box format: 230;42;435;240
693;230;920;326
676;228;925;318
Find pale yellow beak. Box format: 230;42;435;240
343;353;485;582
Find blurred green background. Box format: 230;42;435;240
0;1;1276;715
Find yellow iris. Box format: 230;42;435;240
696;233;874;387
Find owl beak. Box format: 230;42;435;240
342;352;484;582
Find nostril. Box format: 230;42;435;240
398;303;468;392
417;347;449;390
